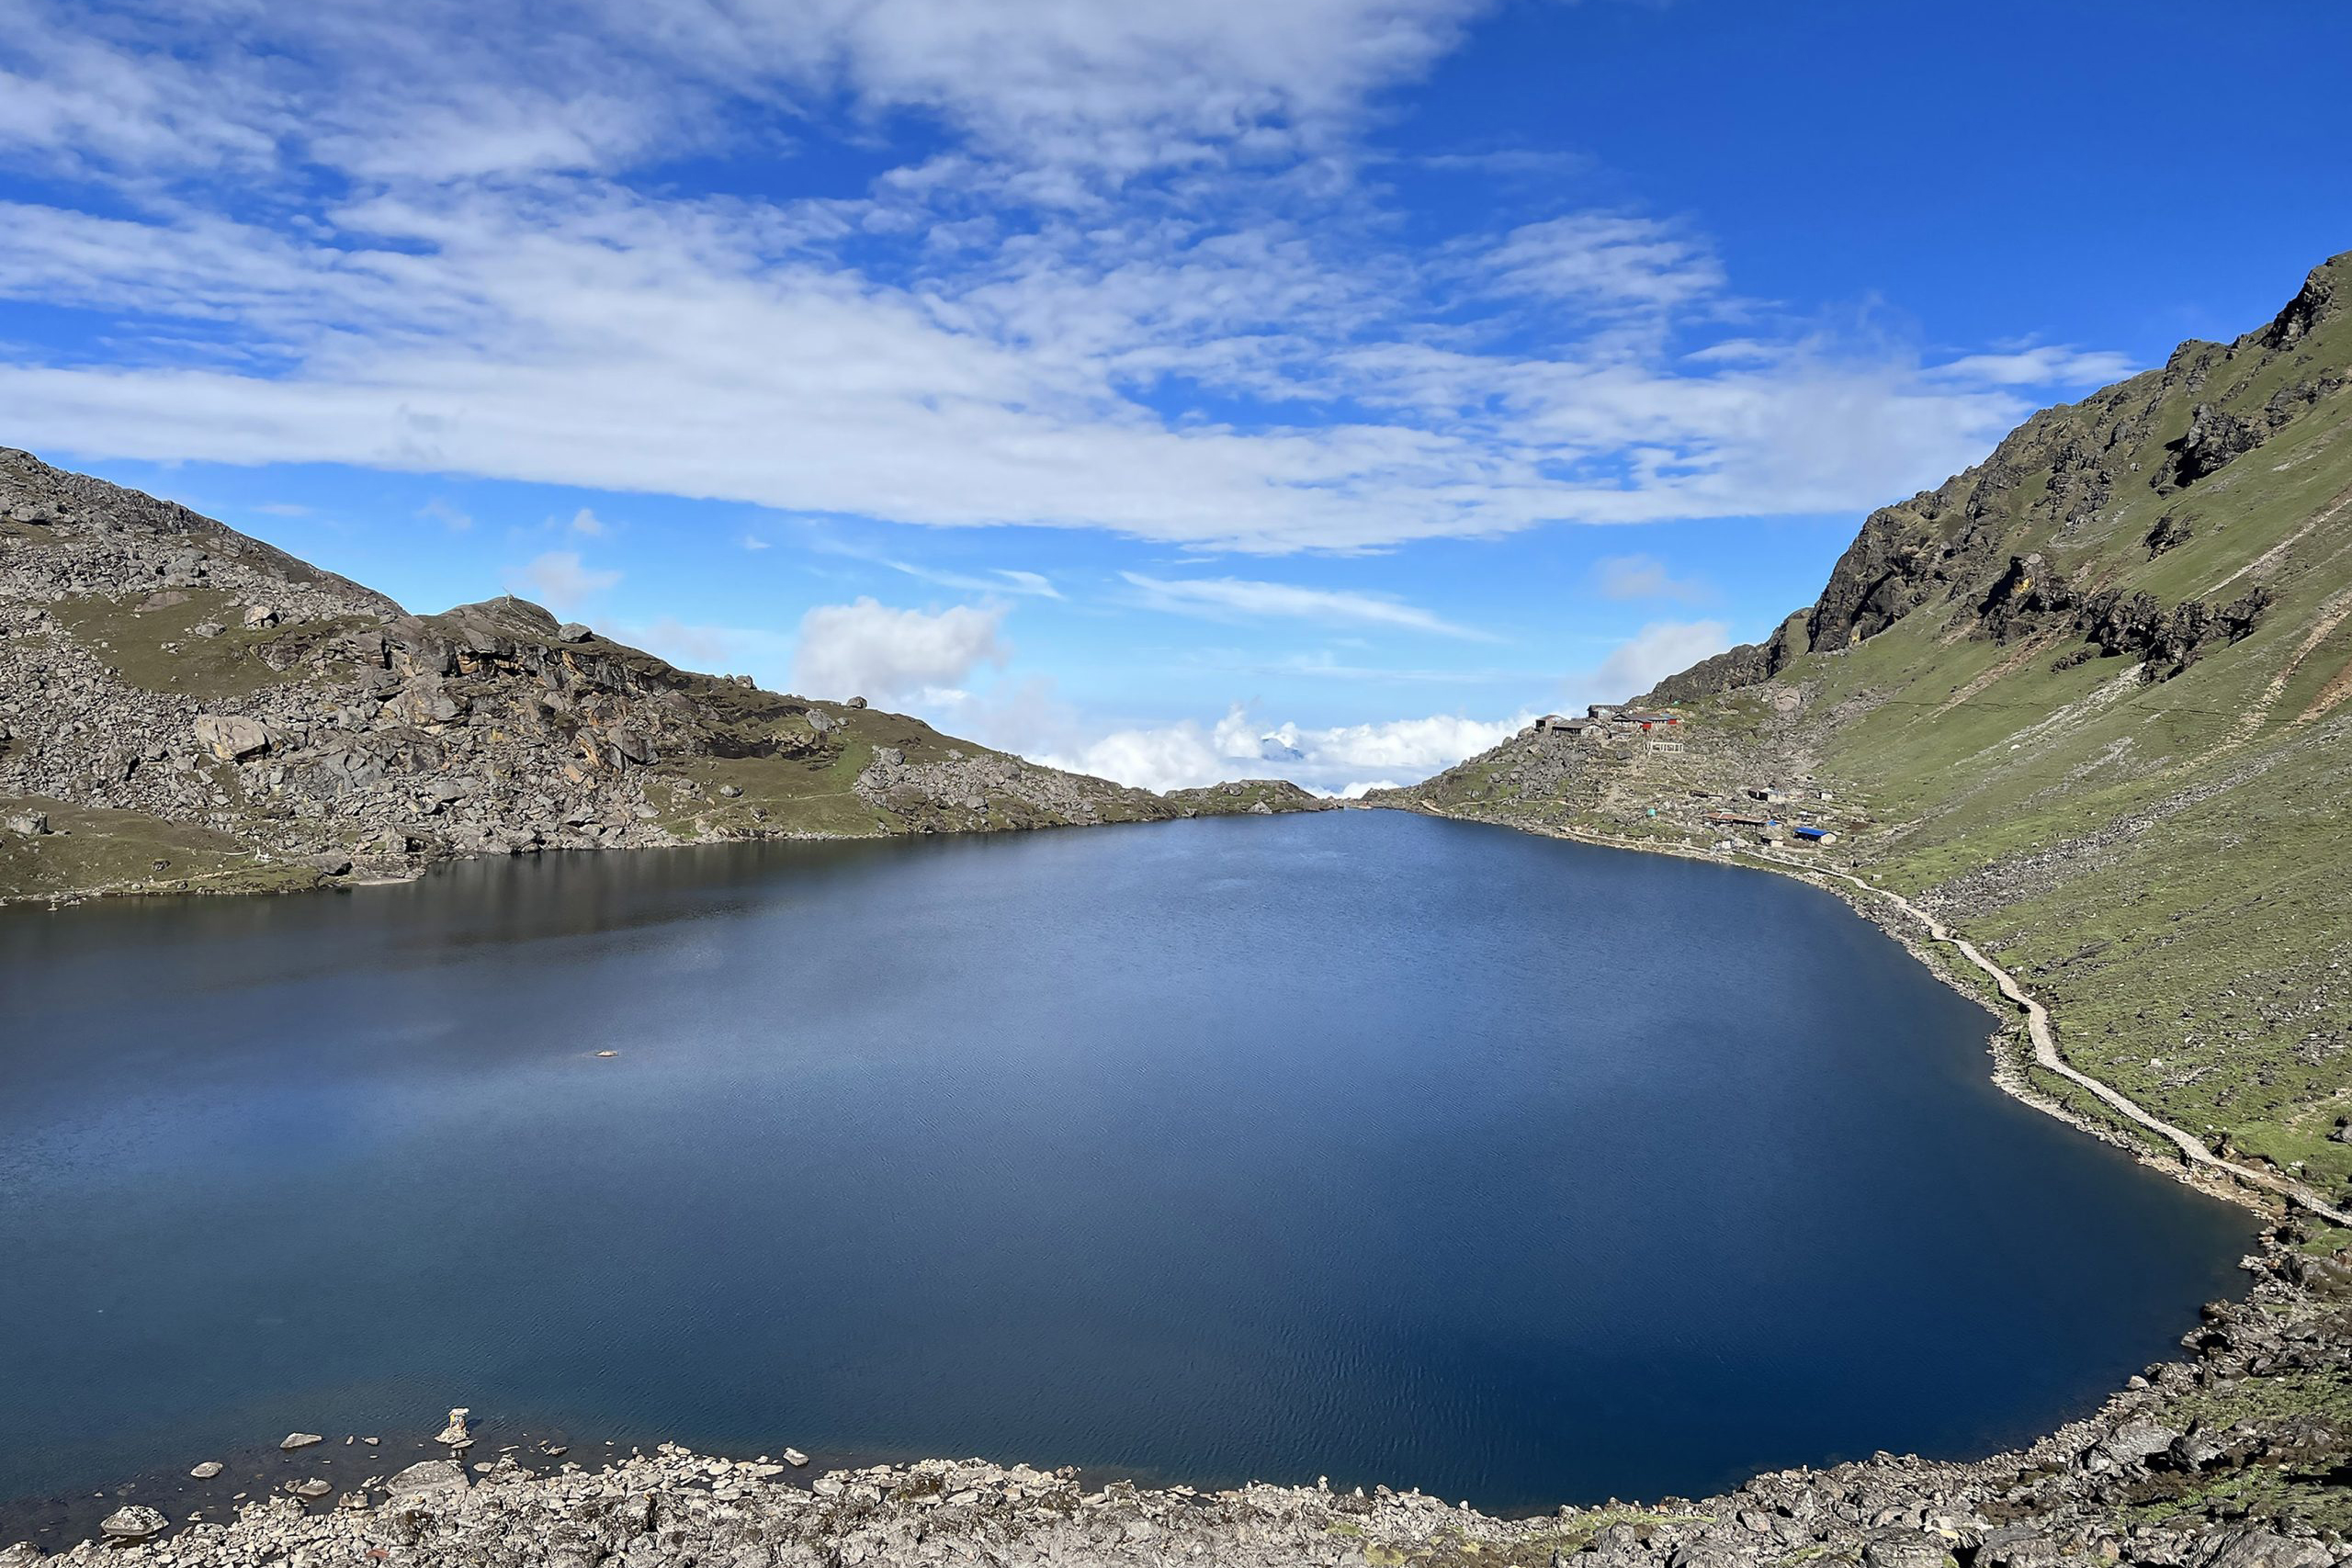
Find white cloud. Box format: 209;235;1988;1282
0;2;2136;558
740;533;771;550
1257;709;1532;771
791;597;1011;701
1593;553;1713;604
510;549;621;610
1122;572;1491;638
1480;213;1725;311
992;569;1062;600
1930;346;2138;387
417;497;472;532
568;507;607;536
884;558;1063;599
1042;721;1229;794
1586;619;1731;704
0;0;1483;189
1036;701;1529;793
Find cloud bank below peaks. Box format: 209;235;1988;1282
1036;705;1534;795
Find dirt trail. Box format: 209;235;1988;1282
1818;863;2352;1226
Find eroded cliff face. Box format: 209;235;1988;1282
0;449;1214;901
1647;254;2348;701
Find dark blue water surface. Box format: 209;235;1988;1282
0;810;2250;1514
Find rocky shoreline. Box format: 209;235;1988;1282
6;1218;2348;1567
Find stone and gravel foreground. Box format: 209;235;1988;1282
13;1235;2352;1568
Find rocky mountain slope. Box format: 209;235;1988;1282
1387;252;2352;1216
0;449;1317;903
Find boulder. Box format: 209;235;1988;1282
383;1459;470;1505
2096;1416;2180;1468
556;623;592;643
783;1449;809;1467
195;714;271;762
191;621;226;638
279;1432;323;1450
1975;1524;2064;1568
2165;1427;2229;1472
845;696;867;709
1862;1529;1954;1568
97;1506;166;1541
3;810;46;836
189;1461;223;1479
287;1478;333;1500
2195;1526;2330;1568
435;1406;472;1446
241;604;278;629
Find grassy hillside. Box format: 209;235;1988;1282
1395;252;2352;1203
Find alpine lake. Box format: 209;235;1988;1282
0;809;2252;1534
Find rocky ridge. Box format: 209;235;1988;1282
0;448;1315;901
1648;254;2346;706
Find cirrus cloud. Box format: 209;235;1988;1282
1120;572;1492;639
0;2;2137;557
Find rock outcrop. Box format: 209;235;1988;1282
1621;252;2352;706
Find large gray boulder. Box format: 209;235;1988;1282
383;1459;470;1506
1861;1529;1955;1568
195;714;271;762
2195;1526;2331;1568
98;1506;166;1540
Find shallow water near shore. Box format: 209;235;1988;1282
0;809;2251;1521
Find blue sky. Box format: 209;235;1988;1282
3;0;2346;793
